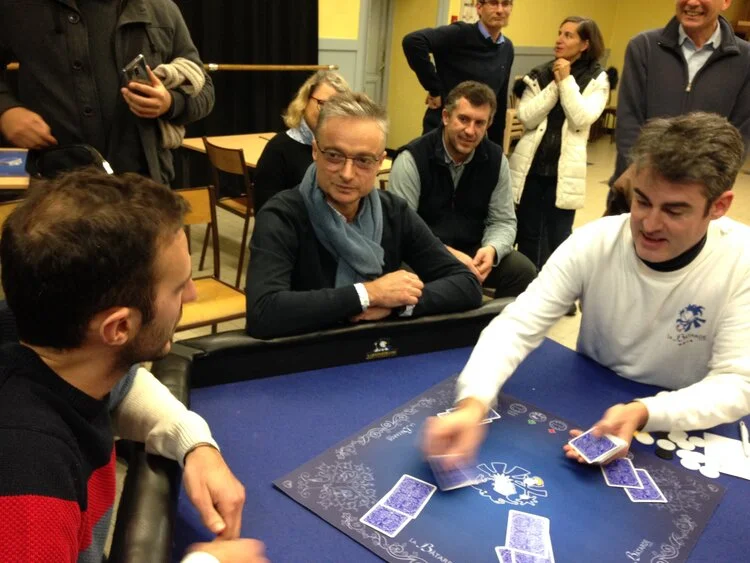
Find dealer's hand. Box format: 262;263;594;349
563;402;649;463
422;397;488;468
121;65;173;118
0;107;57;149
187;538;269;563
183;445;246;539
473;246;496;283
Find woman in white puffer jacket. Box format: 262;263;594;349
509;17;613;274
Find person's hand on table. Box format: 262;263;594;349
563;402;649;463
121;65;173;118
186;538;269;563
425;94;442;109
446;246;482;280
350;306;392;322
422;397;488;469
0;107;57;149
183;445;246;539
473;246;496;284
363;270;424;308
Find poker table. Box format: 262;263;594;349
141;300;748;562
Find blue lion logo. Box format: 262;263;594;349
676;305;706;333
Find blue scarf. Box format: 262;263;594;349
299;164;384;286
286;118;315;145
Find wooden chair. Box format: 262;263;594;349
502;108;525;155
202;137;254;289
176;186;246;333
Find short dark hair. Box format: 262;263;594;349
562;16;605;62
315;91;389;143
1;168;188;349
444;81;497;124
629;112;744;208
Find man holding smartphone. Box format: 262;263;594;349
0;0;214;185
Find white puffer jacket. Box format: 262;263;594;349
509;71;609;210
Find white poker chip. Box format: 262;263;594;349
699;466;720;479
688;436;706;448
676;450;705;463
668;430;689;442
675;440;695;451
656;439;677;451
633;431;655;445
680;458;702;471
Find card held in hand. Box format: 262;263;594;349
568;428;627;464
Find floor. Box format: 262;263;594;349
178;138;750;350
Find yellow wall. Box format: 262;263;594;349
319;0;361;40
386;0;440;147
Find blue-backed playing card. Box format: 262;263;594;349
428;455;484;491
568;428;627;464
601;457;642;488
359;503;411;537
625;468;668;503
381;474;436;518
505;510;551;558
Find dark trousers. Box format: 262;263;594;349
483;249;538;298
516;174;575;271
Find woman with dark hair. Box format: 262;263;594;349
254;70;350;211
509;17;614;309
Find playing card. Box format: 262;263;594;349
436;407;458;417
505;510;551;557
601;458;642;488
495;546;513;563
568;428;627;464
512;550;552;563
381;474;436;518
428;455;483;491
625;469;667;503
359;503;411;537
480;407;502;425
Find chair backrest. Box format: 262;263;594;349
0;199;21;234
202;137;255;212
176;186;221;277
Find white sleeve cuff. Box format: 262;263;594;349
180;552;220;563
354;283;370;311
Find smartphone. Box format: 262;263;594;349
122;54;150;85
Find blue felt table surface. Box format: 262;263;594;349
174;339;747;562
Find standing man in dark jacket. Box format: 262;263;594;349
0;0;214;185
606;0;750;215
389;81;536;299
402;0;515;146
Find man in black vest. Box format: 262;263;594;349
389;81;536;298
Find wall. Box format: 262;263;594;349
319;1;361;40
385;0;440;148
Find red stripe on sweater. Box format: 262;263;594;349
80;448;116;551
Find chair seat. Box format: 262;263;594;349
218;197;248;216
178;277;246;330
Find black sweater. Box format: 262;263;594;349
245;188;482;339
403;21;514;144
254;133;314;212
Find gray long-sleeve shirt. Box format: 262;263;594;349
389;145;517;265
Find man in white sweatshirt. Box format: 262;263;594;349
423;112;750;464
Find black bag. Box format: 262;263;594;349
25;144;112;179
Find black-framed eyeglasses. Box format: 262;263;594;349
310;96;327;109
479;0;513;8
316;143;382;171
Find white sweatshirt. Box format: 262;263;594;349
457;214;750;432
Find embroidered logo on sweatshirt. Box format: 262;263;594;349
669;304;707;346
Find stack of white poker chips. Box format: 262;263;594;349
633;430;720;479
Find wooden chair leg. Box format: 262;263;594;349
235;213;251;289
199;224;211;271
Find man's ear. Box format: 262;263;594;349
709;190;733;220
442;108;450;126
312;138;319;161
95;307;138;347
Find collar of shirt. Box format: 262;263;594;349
477;21;505;45
441;134;475;169
286;118;315;145
678;21;721;52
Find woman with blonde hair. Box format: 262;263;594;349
510;17;615;288
254;70;349;210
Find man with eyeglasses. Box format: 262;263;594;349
245;92;483;339
403;0;515;146
389;81;536;298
